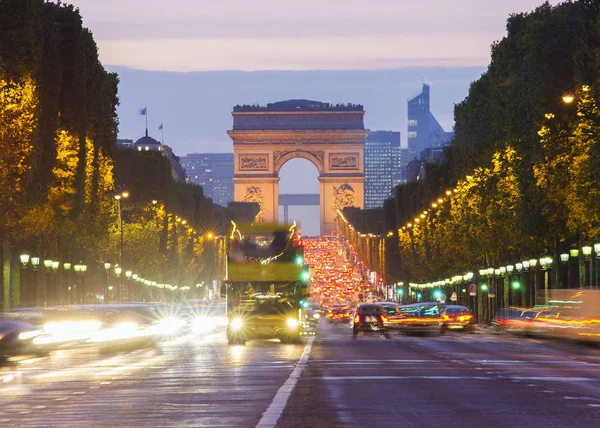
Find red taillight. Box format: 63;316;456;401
381;315;388;323
354;315;360;324
442;314;453;321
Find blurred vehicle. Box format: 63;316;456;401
352;304;390;339
379;302;401;316
386;302;442;335
0;320;44;360
330;305;351;323
226;221;310;344
439;305;474;332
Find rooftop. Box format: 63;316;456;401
233;99;364;112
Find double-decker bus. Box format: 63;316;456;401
225;221;311;345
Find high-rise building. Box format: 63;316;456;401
364;131;401;209
407;83;453;162
180;153;234;206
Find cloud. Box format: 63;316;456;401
99;34;493;72
70;0;563;71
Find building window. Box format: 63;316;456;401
408;120;417;127
408;131;417;139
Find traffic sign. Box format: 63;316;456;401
469;283;477;296
488;285;495;298
450;292;457;301
440;294;446;302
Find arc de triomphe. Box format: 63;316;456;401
227;99;368;235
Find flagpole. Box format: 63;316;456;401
145;104;148;137
161;125;164;144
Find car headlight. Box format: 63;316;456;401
18;330;41;340
287;318;300;329
230;318;243;331
313;313;321;319
157;316;185;335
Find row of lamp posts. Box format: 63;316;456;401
19;254;87;306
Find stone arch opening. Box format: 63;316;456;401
278;157;320;235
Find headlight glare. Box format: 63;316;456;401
230;318;243;331
286;318;300;329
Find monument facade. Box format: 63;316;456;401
227;99;368;235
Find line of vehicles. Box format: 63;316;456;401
1;301;226;361
491;289;600;343
325;301;475;338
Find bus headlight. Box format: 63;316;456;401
286;319;300;329
230;318;243;331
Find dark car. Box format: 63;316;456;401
439;305;474;332
352;304;390;339
0;320;44;360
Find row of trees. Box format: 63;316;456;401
392;0;600;289
0;1;254;308
339;1;600;305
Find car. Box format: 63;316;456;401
439;305;474;332
0;320;45;360
352;304;390;339
385;302;442;335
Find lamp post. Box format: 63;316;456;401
63;262;71;306
104;262;111;303
570;246;580;288
582;245;592;288
125;270;132;302
114;190;129;302
19;253;30;307
51;260;59;305
115;266;122;302
595;242;600;288
560;252;569;289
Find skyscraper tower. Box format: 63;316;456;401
364;131;401;209
407;83;452;161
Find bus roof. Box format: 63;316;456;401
230;221;297;234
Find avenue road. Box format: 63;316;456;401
1;323;600;427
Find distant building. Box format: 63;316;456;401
364;131;401;209
180;153;234;206
407;83;453;161
117;133;186;184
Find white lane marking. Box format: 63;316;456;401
54;397;69;401
509;377;600;382
319;376;493;381
316;360;435;365
564;396;578;400
543;390;555;393
256;337;314;428
589;404;600;408
31;405;46;409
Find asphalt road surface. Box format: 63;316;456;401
1;322;600;427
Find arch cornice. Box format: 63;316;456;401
273;149;325;175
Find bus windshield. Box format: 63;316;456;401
227;282;301;314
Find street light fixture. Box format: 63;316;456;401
20;253;30;266
570;248;580;258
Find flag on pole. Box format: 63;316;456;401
139;107;147;116
158;123;163;130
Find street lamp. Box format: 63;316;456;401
104;262;111;303
114;190;129;302
583;245;592;288
560;252;569;288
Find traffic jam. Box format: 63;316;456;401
302;237;476;337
